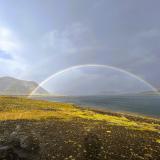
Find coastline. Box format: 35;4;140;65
79;104;160;120
31;94;160;118
0;96;160;159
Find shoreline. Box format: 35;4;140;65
36;98;160;120
4;95;159;120
79;104;160;120
74;104;160;125
0;96;160;159
30;95;160;118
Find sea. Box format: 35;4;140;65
34;94;160;117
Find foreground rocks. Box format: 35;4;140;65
0;118;159;160
0;145;19;160
0;127;40;160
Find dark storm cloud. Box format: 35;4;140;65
0;0;160;90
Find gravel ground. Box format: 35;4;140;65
0;117;159;160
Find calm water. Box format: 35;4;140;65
34;95;160;117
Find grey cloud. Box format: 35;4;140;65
0;0;160;92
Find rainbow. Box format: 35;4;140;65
29;64;158;96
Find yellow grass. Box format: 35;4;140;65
156;139;160;143
0;96;159;133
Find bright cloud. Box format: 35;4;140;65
0;27;26;78
0;27;22;56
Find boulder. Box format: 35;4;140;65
0;145;19;160
20;135;40;152
9;131;20;147
0;130;40;160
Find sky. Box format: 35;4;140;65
0;0;160;94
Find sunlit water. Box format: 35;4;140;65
34;95;160;117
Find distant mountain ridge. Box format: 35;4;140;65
0;76;48;95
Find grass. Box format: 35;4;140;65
0;96;159;132
156;139;160;143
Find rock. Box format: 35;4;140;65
0;145;11;159
20;135;40;152
5;130;40;160
9;131;20;147
0;145;19;160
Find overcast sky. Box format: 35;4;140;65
0;0;160;94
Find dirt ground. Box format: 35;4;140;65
0;117;159;160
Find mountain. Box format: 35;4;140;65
0;76;48;95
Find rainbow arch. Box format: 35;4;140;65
29;64;158;96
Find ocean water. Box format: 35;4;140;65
34;95;160;117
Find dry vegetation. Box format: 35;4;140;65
0;96;160;159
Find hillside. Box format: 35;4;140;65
0;96;159;159
0;76;48;95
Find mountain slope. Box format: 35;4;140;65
0;76;48;95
